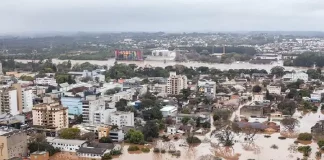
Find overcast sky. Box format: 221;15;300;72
1;0;324;34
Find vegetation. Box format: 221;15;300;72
20;75;34;81
297;133;313;141
28;133;60;156
58;128;81;139
277;100;297;115
280;118;299;133
317;140;324;150
153;148;160;153
141;147;150;153
252;85;262;93
270;66;285;77
270;144;278;149
128;145;140;151
110;149;122;156
186;136;201;144
126;129;145;144
101;153;112;160
293;52;324;67
142;120;160;140
99;136;113;143
297;146;312;157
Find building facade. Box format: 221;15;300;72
167;72;188;95
47;137;86;152
266;85;281;95
282;72;308;82
109;111;134;127
0;128;28;160
197;79;217;98
0;88;19;116
61;97;83;115
32;102;69;130
35;77;57;86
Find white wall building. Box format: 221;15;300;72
266;85;281;95
8;89;19;116
109;130;125;142
82;95;105;124
110;111;134;127
160;105;177;117
253;94;264;102
282;72;308;82
35;77;57;86
22;89;33;112
197;79;217;98
167;72;188;95
151;50;176;57
47;137;86;152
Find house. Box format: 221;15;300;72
160;105;177;118
235;122;267;130
240;105;265;119
267;85;281;95
77;143;118;159
252;94;264;102
282;72;308;82
46;137;86;152
167;126;177;135
30;151;49;160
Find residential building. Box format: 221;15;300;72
110;111;134;127
123;78;142;88
151;83;168;95
167;72;188;95
197;79;217;98
32;102;69;130
282;72;308;82
82;95;107;124
160;105;177;117
11;84;23;114
240;105;270;118
0;88;19;116
310;93;321;102
30;151;49;160
35;77;57;86
167;126;177;135
61;97;83;115
252;94;264;102
46;137;86;152
0;128;28;160
266;85;281;95
109;129;124;142
111;90;135;102
22;89;33;112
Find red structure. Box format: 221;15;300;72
115;49;143;61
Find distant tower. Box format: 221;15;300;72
0;62;3;75
223;46;226;54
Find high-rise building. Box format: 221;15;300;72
32;102;69;130
167;72;188;95
22;88;34;112
12;83;23;113
0;128;28;159
0;88;19;116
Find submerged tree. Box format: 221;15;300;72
281;118;300;133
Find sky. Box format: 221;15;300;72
1;0;324;34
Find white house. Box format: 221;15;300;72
35;77;57;86
167;126;177;135
160;105;177;118
252;94;264;102
46;137;86;152
266;85;281;95
109;129;125;142
282;72;308;82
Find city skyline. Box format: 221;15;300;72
1;0;324;35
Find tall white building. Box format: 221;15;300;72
197;79;217;98
167;72;188;95
82;95;105;124
22;89;33;112
0;88;19;116
110;111;134;127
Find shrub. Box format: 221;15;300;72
317;140;324;150
162;135;170;142
110;149;122;156
186;136;201;144
311;107;318;112
264;135;271;138
101;153;112;160
146;137;153;142
99;136;113;143
297;133;312;141
174;136;179;140
141;147;150;153
168;150;176;154
294;140;300;144
278;136;286;140
316;151;322;158
161;149;166;153
297;146;312;157
153;148;160;153
128;145;140;151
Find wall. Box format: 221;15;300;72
9;90;19;116
22;89;33;112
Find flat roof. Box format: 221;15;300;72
46;137;86;146
160;105;177;112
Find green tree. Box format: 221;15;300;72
101;153;112;160
115;99;128;111
20;75;34;81
143;107;163;121
142;120;159;140
58;128;81;139
181;88;191;101
252;85;262;93
271;66;285;77
181;117;191;125
126;129;144;144
317;140;324;149
67;60;72;69
277;100;297;115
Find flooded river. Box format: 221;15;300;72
15;59;310;72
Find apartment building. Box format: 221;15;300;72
22;89;33;112
32;102;69;130
151;83;168;96
197;79;217;98
0;128;28;160
167;72;188;95
109;111;134;127
82;95;105;124
0;88;19;116
266;85;281;95
61;97;83;115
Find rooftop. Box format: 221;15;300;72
46;137;86;146
160;105;177;112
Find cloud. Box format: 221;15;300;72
1;0;324;34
